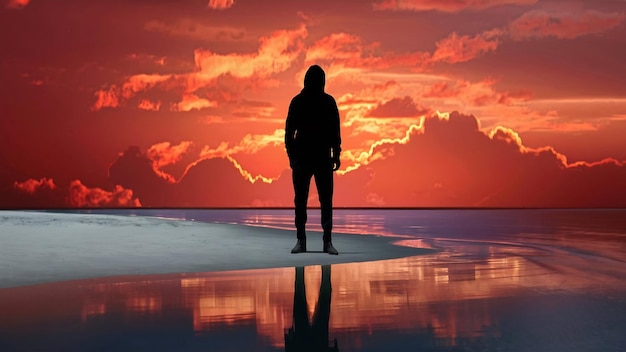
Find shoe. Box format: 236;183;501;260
291;239;306;254
323;241;338;255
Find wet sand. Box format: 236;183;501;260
0;211;431;288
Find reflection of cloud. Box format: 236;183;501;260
373;0;537;12
13;178;56;194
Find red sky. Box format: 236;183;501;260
2;0;626;208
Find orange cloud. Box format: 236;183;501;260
340;120;425;175
302;33;431;75
424;81;464;98
305;8;623;88
208;0;234;10
92;87;120;110
5;0;29;9
137;99;161;111
199;115;225;125
424;79;531;107
509;9;626;40
121;74;172;99
373;0;537;12
338;94;380;112
171;94;217;112
305;33;379;63
367;96;428;118
13;178;56;194
231;100;276;118
67;180;141;207
127;53;167;66
431;30;502;64
133;130;284;189
92;74;171;111
301;29;502;80
144;20;246;41
146;141;194;182
198;129;285;159
188;24;307;92
226;156;275;184
93;25;307;111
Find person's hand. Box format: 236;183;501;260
332;157;341;171
289;158;298;169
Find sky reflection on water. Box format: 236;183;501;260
2;209;626;351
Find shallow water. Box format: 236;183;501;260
1;209;626;351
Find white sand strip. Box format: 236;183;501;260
0;211;432;288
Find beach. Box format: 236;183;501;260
1;209;625;351
0;211;431;288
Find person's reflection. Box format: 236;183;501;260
285;265;339;352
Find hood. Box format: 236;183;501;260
303;65;325;93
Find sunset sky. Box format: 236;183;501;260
2;0;626;208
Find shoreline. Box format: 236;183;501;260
0;210;434;288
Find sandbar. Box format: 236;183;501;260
0;211;433;288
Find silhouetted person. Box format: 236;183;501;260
285;265;339;352
285;65;341;255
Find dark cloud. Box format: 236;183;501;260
366;96;429;118
108;146;292;207
356;111;626;207
101;110;626;208
6;106;626;208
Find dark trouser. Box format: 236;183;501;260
292;161;333;242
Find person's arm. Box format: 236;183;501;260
285;98;297;163
330;97;341;171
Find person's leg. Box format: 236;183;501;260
313;164;333;241
292;164;313;252
314;164;338;254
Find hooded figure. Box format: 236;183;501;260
285;65;341;255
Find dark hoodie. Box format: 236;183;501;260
285;65;341;164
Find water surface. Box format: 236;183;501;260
1;209;625;351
